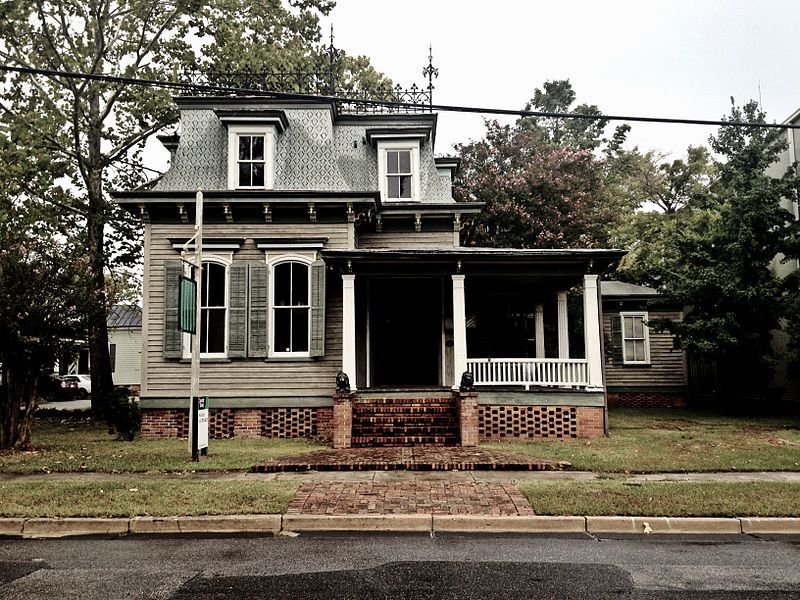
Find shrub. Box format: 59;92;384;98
104;387;140;441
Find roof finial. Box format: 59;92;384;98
422;44;439;108
329;24;335;51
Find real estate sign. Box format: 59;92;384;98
197;396;209;451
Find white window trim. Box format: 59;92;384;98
182;253;232;359
620;311;651;365
267;253;314;359
227;124;277;190
377;140;421;202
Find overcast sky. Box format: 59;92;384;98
320;0;799;159
143;0;799;172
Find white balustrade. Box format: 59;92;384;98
466;358;589;389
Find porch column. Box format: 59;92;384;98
342;274;357;391
534;304;545;358
582;274;604;390
557;291;570;359
452;274;467;388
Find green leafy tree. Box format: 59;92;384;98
650;101;800;397
0;125;87;449
518;79;630;153
0;0;389;417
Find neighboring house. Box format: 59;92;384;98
112;90;624;446
65;305;142;392
601;281;687;408
107;305;143;391
765;106;800;402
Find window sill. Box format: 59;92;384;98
179;358;232;364
265;357;315;362
621;362;652;368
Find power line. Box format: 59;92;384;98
2;63;799;130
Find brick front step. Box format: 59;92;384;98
351;393;460;448
351;436;459;446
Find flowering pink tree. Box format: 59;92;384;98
454;121;623;248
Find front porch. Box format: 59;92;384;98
323;247;623;446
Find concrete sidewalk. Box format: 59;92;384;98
3;469;800;483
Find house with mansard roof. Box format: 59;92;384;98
113;71;626;446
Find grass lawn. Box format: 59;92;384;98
485;408;800;473
0;417;326;474
0;480;299;518
521;481;800;517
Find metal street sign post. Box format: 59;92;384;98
182;190;206;462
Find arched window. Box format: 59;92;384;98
200;261;227;355
272;261;310;354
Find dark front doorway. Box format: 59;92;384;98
369;278;442;387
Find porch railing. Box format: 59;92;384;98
466;358;589;389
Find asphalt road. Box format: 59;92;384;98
2;532;800;599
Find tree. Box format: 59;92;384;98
0;0;388;417
649;101;800;397
454;121;622;248
0;124;86;449
518;79;630;154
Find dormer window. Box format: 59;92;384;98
227;125;276;190
386;150;412;199
237;135;266;187
377;140;421;202
218;110;289;191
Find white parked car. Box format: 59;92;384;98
63;375;91;398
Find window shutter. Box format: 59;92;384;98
248;261;269;357
163;260;183;359
309;258;326;357
228;261;248;358
610;314;624;365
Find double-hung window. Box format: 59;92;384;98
621;311;650;365
226;124;277;190
200;261;227;356
377;140;420;202
237;135;265;188
272;261;310;355
386;149;412;199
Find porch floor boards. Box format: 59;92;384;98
251;447;571;473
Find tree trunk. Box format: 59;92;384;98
86;88;115;419
0;352;38;450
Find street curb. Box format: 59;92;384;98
432;515;586;533
3;515;800;538
282;514;432;532
586;516;742;535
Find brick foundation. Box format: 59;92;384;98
607;391;688;408
478;404;605;440
140;407;333;441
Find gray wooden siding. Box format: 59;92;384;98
603;309;687;389
358;230;455;249
143;222;347;401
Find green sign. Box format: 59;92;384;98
179;275;197;334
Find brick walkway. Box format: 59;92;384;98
252;447;570;473
286;481;535;516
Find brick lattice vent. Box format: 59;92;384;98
479;405;577;440
261;407;319;438
351;394;460;447
210;409;235;438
